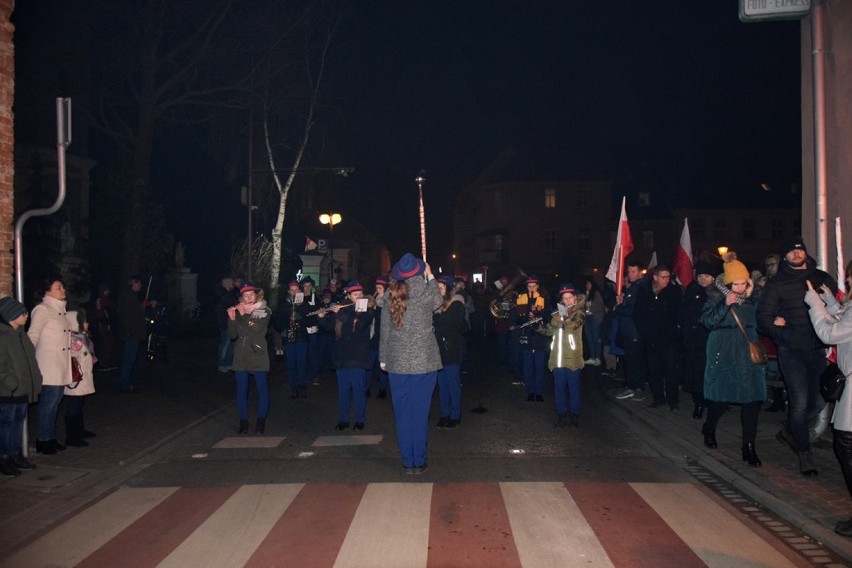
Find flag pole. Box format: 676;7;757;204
416;171;427;262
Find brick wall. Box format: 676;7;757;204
0;0;13;298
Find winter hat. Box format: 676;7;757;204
321;289;332;298
781;236;807;257
345;281;364;294
375;275;390;287
391;253;426;281
239;282;257;294
693;261;717;278
499;276;509;284
525;274;540;284
558;283;578;296
437;275;455;289
722;252;750;285
0;297;27;324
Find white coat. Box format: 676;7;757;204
64;311;96;397
27;294;72;387
806;288;852;431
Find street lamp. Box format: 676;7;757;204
319;213;342;283
717;246;729;257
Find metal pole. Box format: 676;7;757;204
14;98;71;303
811;1;828;270
247;108;254;281
416;172;427;262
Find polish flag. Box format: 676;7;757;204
605;196;634;295
836;217;846;298
672;218;694;287
305;236;318;252
647;251;658;271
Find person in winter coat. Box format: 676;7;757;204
804;262;852;536
28;276;72;455
582;278;605;366
274;281;310;400
319;281;374;431
227;283;271;435
64;309;97;447
433;275;467;428
700;253;766;467
757;237;837;476
543;284;585;427
366;276;390;399
0;297;42;476
380;253;443;474
678;261;718;420
215;277;238;372
117;276;147;393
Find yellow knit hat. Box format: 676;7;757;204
722;252;749;285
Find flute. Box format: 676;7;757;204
305;302;354;317
509;310;560;331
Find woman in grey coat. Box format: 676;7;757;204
805;265;852;536
380;253;443;473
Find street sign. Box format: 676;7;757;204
740;0;811;22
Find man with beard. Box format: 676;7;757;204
757;237;837;476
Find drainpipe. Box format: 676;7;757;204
810;2;828;270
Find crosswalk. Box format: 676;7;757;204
1;481;804;568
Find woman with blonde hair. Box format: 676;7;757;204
380;253;443;473
700;252;766;466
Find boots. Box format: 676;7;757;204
692;403;704;420
741;443;762;467
65;415;89;447
766;388;786;412
569;414;580;428
554;413;567;427
702;424;717;448
798;451;818;476
238;420;249;435
255;418;265;434
81;417;96;438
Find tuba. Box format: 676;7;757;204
489;268;527;319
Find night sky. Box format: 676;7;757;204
14;1;802;283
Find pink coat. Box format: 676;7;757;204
27;295;72;387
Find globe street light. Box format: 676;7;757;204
319;213;342;282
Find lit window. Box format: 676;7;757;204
545;189;556;208
544;230;557;252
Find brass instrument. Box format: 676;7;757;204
287;297;301;342
489;268;527;319
305;302;354;317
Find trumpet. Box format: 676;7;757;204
509;310;559;331
306;302;354;317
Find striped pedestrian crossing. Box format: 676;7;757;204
1;482;804;568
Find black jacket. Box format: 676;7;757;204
433;297;466;365
679;281;711;350
756;257;837;350
273;296;311;344
319;306;374;369
0;323;43;403
634;280;682;348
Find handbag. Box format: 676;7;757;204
69;356;83;389
820;362;846;402
729;306;767;365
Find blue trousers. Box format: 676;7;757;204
318;333;335;374
218;330;234;367
0;403;26;458
779;345;827;452
285;341;307;390
337;368;367;423
497;332;510;364
306;333;319;379
437;363;462;420
389;371;437;468
522;350;547;396
37;385;65;441
120;339;141;390
508;331;523;377
234;370;269;420
553;367;581;415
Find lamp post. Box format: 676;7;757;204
319;213;342;283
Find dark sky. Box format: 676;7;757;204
14;1;803;281
320;1;801;264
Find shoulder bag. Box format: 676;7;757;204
820;362;846;402
729;306;767;365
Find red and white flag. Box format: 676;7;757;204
836;217;846;297
672;218;694;287
305;236;318;252
647;251;658;271
605;196;634;295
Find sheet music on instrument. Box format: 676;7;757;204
295;292;305;304
355;298;369;312
557;304;568;317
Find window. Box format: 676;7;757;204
544;230;557;252
578;229;590;252
712;218;727;240
642;230;654;249
691;218;705;240
771;218;784;239
742;218;756;240
545;188;556;208
578;188;590;208
638;192;651;206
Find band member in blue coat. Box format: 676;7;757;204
319;282;374;431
